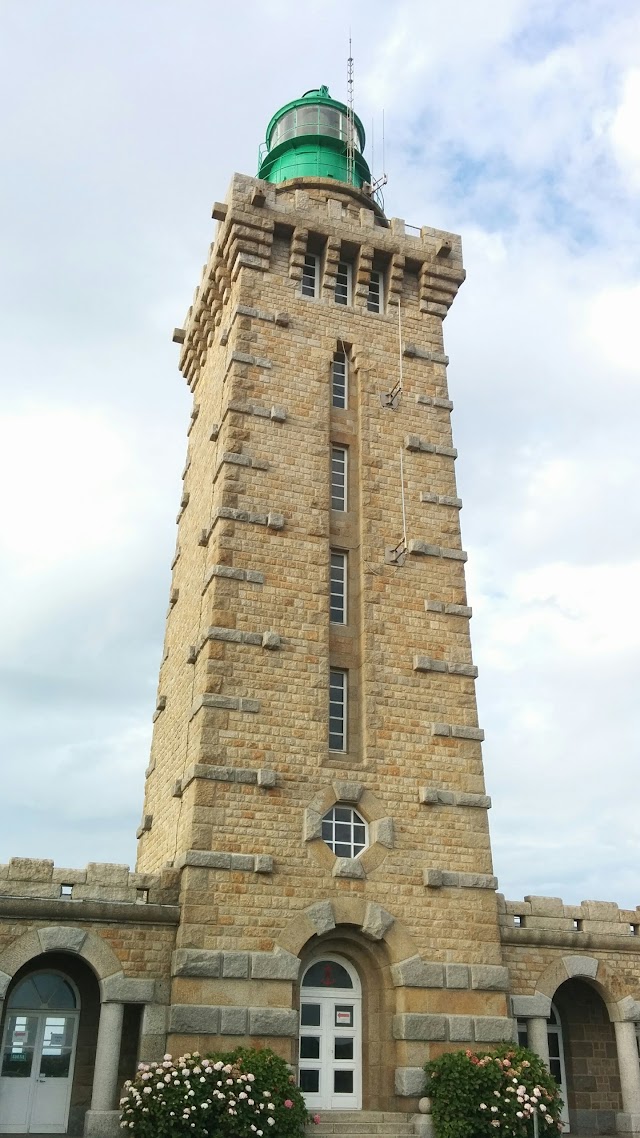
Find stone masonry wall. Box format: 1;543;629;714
135;171;513;1108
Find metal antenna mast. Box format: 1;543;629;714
346;36;355;186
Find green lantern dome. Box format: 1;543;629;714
258;86;372;189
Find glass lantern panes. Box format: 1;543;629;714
321;805;367;859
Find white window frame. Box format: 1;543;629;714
330;551;347;624
321;805;367;859
329;669;347;752
301;253;319;298
335;261;352;306
367;269;384;313
331;351;348;409
331;446;347;511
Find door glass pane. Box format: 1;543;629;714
550;1058;562;1084
300;1037;320;1059
548;1033;560;1058
39;1016;74;1077
334;1070;353;1093
300;1003;321;1026
299;1070;319;1092
334;1037;353;1060
335;1006;353;1027
1;1014;38;1077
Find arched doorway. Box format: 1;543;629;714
298;955;362;1110
0;970;80;1134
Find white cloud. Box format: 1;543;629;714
610;68;640;186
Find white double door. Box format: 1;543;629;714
298;958;362;1111
0;1010;78;1133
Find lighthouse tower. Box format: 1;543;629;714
137;85;512;1114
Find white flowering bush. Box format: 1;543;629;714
119;1053;282;1138
425;1045;564;1138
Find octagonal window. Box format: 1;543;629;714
321;804;367;859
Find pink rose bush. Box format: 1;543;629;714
425;1044;564;1138
120;1047;311;1138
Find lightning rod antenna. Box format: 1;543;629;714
347;36;355;187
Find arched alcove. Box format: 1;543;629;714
554;977;622;1134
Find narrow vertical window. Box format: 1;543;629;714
331;446;347;511
329;669;347;751
330;551;347;624
332;351;347;408
367;269;383;313
335;261;352;305
302;253;319;298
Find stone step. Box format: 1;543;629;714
312;1129;414;1136
311;1113;413;1122
307;1112;415;1136
311;1126;414;1134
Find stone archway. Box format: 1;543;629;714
554;976;622;1134
515;955;640;1136
278;899;419;1114
0;928;158;1137
0;926;124;997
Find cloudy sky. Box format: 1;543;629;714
1;0;639;908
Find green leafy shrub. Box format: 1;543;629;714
119;1048;312;1137
209;1047;311;1138
425;1045;564;1138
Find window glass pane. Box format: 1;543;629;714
334;1037;354;1060
299;1069;319;1093
331;352;347;409
517;1022;528;1048
302;254;318;298
331;447;346;511
330;551;346;623
300;1036;320;1059
368;270;383;313
550;1059;562;1085
321;805;368;858
300;1003;321;1026
329;669;346;751
334;1070;353;1094
302;961;353;989
9;973;76;1010
335;262;351;305
548;1034;560;1058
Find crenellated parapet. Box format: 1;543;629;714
500;893;640;946
173;172;466;392
0;856;180;909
